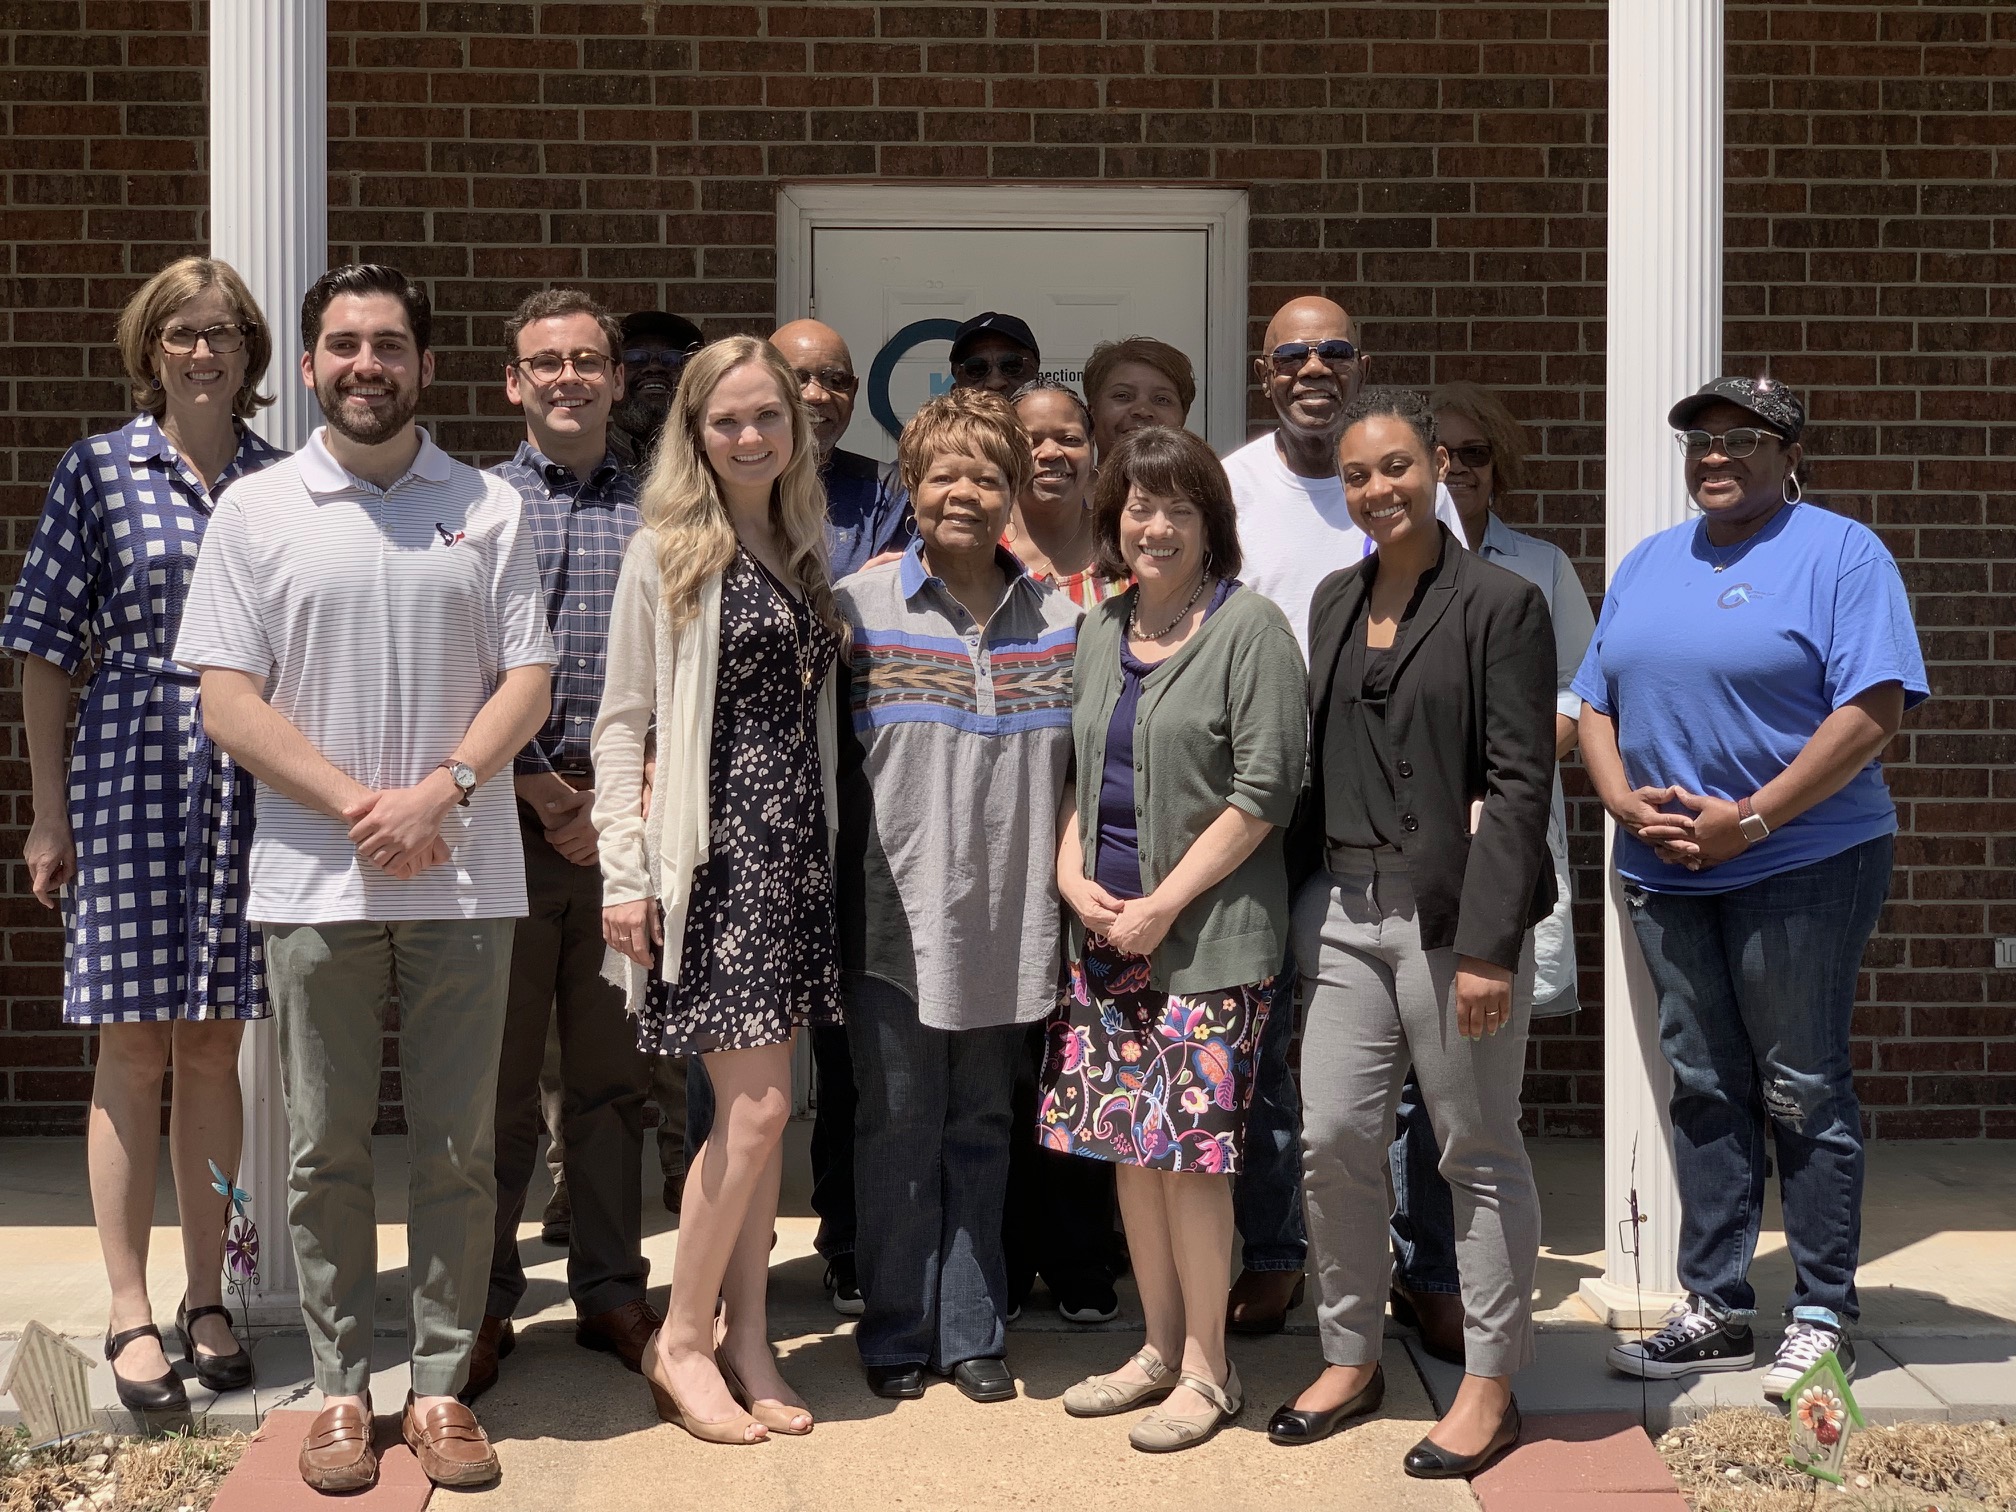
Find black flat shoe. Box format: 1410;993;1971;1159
1403;1398;1521;1479
946;1357;1017;1403
1267;1363;1385;1446
865;1362;925;1400
105;1324;190;1415
176;1298;253;1393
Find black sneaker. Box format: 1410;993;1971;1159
1053;1273;1120;1325
824;1254;864;1317
1763;1319;1855;1399
1607;1296;1755;1379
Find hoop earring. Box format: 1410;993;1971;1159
1782;473;1803;505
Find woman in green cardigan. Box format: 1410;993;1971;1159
1040;425;1308;1453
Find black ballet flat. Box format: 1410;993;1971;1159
1267;1362;1384;1446
105;1324;191;1415
1402;1397;1521;1479
176;1298;253;1393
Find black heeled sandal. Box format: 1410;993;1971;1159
176;1298;253;1392
105;1323;191;1414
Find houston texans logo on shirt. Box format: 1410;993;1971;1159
435;523;465;547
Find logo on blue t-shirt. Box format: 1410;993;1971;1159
1715;581;1771;609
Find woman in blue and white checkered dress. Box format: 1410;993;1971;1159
2;257;280;1414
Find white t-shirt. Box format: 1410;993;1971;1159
177;428;556;924
1222;431;1469;657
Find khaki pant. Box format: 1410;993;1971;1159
264;918;514;1399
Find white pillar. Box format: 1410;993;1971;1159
210;0;327;1326
1578;0;1722;1327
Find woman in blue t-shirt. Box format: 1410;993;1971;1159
1575;377;1928;1403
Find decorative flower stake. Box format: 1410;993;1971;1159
210;1159;261;1298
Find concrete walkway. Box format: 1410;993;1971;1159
3;1132;2012;1500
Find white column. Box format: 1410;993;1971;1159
210;0;327;1326
1578;0;1722;1327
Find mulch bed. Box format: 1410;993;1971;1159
2;1429;245;1512
1660;1409;2016;1512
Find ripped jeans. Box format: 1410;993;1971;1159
1626;833;1892;1322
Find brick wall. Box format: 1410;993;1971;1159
0;1;2009;1135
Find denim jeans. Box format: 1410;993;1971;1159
1388;1068;1461;1294
685;1026;857;1260
845;975;1021;1370
1005;1022;1117;1306
1235;957;1307;1272
1627;834;1892;1322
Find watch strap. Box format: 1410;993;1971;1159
437;759;475;808
1736;795;1770;841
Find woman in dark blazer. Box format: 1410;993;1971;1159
1268;388;1555;1481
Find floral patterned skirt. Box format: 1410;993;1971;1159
1036;935;1272;1174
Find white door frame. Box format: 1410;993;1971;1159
776;183;1252;457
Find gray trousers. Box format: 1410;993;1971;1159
489;820;651;1319
1293;850;1540;1378
264;917;514;1399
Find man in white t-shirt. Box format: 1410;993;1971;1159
1217;294;1468;1337
177;265;554;1496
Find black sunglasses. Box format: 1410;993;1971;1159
1445;442;1494;470
793;366;859;396
622;344;700;370
955;353;1035;383
1268;338;1357;373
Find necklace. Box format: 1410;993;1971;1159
1128;572;1211;641
741;545;816;692
1702;522;1761;574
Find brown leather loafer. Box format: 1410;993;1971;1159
297;1399;377;1492
402;1392;500;1487
1390;1285;1466;1366
576;1297;663;1374
461;1314;515;1403
1226;1269;1307;1336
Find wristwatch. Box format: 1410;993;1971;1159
437;759;477;808
1736;795;1770;843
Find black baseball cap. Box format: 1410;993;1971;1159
1668;376;1806;444
620;310;704;354
949;311;1040;366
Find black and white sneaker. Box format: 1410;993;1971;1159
1053;1274;1120;1325
1763;1319;1855;1399
1608;1296;1755;1379
824;1254;865;1317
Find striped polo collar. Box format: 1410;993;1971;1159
298;425;453;498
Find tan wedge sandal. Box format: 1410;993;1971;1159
640;1329;768;1445
1128;1363;1242;1453
1063;1347;1176;1418
718;1347;814;1435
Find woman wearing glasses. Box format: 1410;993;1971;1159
2;256;280;1413
1583;378;1925;1400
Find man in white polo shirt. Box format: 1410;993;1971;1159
178;264;553;1496
1217;294;1468;1340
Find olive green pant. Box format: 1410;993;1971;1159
263;918;514;1399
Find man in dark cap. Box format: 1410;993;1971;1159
609;310;704;468
948;311;1041;396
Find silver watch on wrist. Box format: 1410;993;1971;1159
1736;795;1770;843
438;759;476;808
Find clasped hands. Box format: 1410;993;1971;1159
342;771;460;879
1060;874;1177;959
1613;784;1749;873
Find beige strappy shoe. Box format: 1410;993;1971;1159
1128;1363;1242;1453
1062;1347;1175;1418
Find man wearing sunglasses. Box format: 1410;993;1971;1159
948;310;1042;397
1216;294;1469;1340
608;309;704;469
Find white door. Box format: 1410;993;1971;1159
810;227;1211;463
777;185;1251;463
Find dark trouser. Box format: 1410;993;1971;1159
847;975;1020;1371
487;820;652;1320
1006;1021;1117;1305
1389;1068;1462;1294
1234;952;1308;1273
686;1025;856;1260
1627;835;1892;1323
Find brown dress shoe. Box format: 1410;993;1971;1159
1226;1269;1307;1336
576;1297;663;1373
402;1392;501;1487
460;1314;515;1403
1390;1284;1466;1365
297;1399;377;1492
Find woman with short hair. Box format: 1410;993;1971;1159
3;255;279;1413
1082;337;1196;459
1585;378;1926;1400
595;334;843;1444
1045;426;1307;1452
1005;381;1129;608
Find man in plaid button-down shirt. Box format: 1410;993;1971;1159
472;289;664;1400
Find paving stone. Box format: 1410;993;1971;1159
1408;1331;1689;1429
1877;1335;2016;1417
209;1407;431;1512
1478;1410;1678;1495
1676;1336;1948;1424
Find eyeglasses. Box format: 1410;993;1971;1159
955;353;1035;384
160;322;251;356
1446;442;1495;470
793;366;859;396
1267;339;1356;373
622;345;700;371
1675;428;1773;460
514;350;613;383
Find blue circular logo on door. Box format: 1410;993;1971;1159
866;318;961;441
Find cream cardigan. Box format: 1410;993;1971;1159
591;529;838;1013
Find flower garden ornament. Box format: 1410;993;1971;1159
1783;1349;1866;1486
